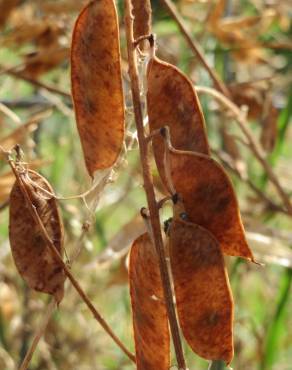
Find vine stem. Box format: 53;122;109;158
159;0;231;97
6;157;136;365
124;1;187;369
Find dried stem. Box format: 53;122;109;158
4;68;71;99
6;158;135;365
0;102;21;123
196;85;292;215
18;225;91;370
124;1;187;369
213;149;289;216
159;0;230;97
19;299;56;370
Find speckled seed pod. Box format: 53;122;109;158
169;218;234;364
147;56;210;191
169;148;255;260
9;170;65;303
129;233;170;370
71;0;125;178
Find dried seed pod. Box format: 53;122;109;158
71;0;124;177
129;233;170;370
168;218;234;363
9;170;65;303
169;149;254;260
147;56;210;190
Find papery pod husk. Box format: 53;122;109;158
168;218;234;363
71;0;125;178
169;148;254;260
9;170;65;303
129;233;170;370
147;56;210;192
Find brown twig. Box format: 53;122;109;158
159;0;231;97
213;149;289;216
6;157;135;365
18;225;91;370
19;299;56;370
124;1;187;369
4;68;71;99
196;86;292;215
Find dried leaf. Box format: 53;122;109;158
129;233;170;370
169;218;234;363
2;20;64;47
229;83;264;119
0;0;19;28
9;170;65;303
0;119;42;150
71;0;125;177
220;122;246;177
260;103;278;153
169;149;254;260
40;1;84;15
147;56;209;190
22;47;69;77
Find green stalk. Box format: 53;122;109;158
208;360;226;370
260;268;292;370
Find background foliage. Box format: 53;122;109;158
0;0;291;369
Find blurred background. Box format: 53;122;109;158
0;0;291;369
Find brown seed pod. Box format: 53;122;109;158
169;149;254;260
129;233;170;370
71;0;125;178
168;218;234;363
147;56;210;190
9;170;65;303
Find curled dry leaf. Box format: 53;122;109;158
169;149;254;260
71;0;125;177
147;56;209;190
168;218;234;363
129;233;170;370
9;170;65;303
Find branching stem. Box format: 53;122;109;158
159;0;230;97
124;1;187;369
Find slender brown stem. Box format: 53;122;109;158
124;1;187;369
213;149;289;216
18;225;91;370
7;159;135;365
19;299;56;370
159;0;230;97
4;68;71;99
195;86;292;215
